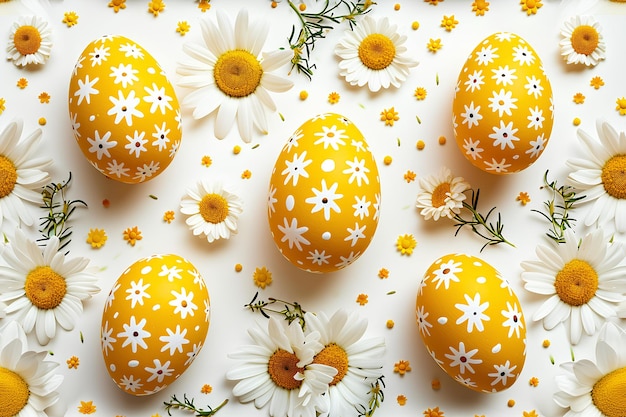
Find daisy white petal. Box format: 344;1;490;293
559;15;606;67
7;15;53;67
415;166;471;221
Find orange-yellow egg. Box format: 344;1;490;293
267;113;381;273
416;253;526;393
68;35;182;184
453;33;553;174
101;254;210;396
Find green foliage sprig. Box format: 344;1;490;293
452;189;515;252
164;395;228;416
38;172;87;253
356;376;385;417
245;292;307;330
286;0;374;79
532;170;585;243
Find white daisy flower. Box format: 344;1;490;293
415;166;471;221
6;15;52;66
559;15;606;67
305;309;385;417
0;320;64;417
227;317;337;417
0;120;52;233
554;321;626;417
334;15;418;93
0;229;101;345
521;228;626;345
567;120;626;233
180;179;243;243
176;9;293;142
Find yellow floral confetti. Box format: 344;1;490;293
201;384;213;394
542;339;550;348
416;140;425;150
123;226;142;246
67;355;80;369
431;378;441;390
163;210;175;223
108;0;126;12
616;97;626;115
201;155;212;167
573;117;581;126
38;117;46;126
233;145;241;155
516;192;531;205
424;0;443;4
441;15;458;31
411;21;420;30
356;293;369;306
383;155;392;165
62;11;79;27
78;401;96;415
404;170;416;183
394;3;401;10
271;1;278;8
438;135;446;145
520;0;542;15
529;377;539;387
523;410;539;417
148;0;166;16
253;267;272;289
590;76;604;89
507;399;516;407
396;234;417;255
427;38;442;52
378;268;389;279
38;92;50;103
423;407;444;417
241;170;252;179
298;3;306;11
573;92;585;104
299;90;308;100
328;92;340;104
86;228;107;248
235;263;243;272
16;78;28;89
397;394;407;405
386;319;395;328
102;199;111;208
394;360;411;375
472;0;489;15
380;107;399;126
198;0;211;12
414;87;427;101
0;98;5;115
176;21;190;35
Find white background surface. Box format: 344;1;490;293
1;1;626;416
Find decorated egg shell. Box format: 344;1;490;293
268;113;381;273
452;32;553;174
416;253;526;393
101;254;210;396
68;35;182;184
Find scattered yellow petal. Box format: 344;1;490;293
163;210;175;223
394;3;401;10
616;97;626;115
253;267;272;289
62;11;79;27
396;234;417;255
78;401;96;415
424;0;443;4
123;226;143;246
87;228;107;248
523;410;539;417
516;191;531;205
176;21;190;36
148;0;166;16
441;15;458;31
520;0;542;15
394;360;411;375
298;2;306;11
529;377;539;387
378;268;389;279
383;155;392;165
241;170;252;179
573;92;585;104
328;92;340;104
507;399;516;407
396;394;407;405
472;0;490;15
67;355;80;369
573;117;581;126
108;0;126;12
427;38;442;52
380;107;399;126
431;378;441;390
542;339;550;348
38;117;46;126
271;1;278;7
16;78;28;89
102;199;111;208
404;170;416;183
423;406;444;417
416;140;425;150
299;90;308;100
0;98;5;114
38;92;50;103
233;145;241;155
590;76;604;89
386;319;395;328
438;135;447;145
201;384;213;394
356;293;369;306
235;263;243;272
411;21;420;30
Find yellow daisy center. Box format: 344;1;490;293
358;33;396;71
554;259;598;306
526;0;537;8
0;155;17;198
432;182;451;208
267;349;303;390
601;155;626;200
214;50;263;98
313;343;349;386
13;25;42;56
400;237;413;249
0;367;30;417
199;193;229;224
591;366;626;417
25;266;67;310
570;25;599;56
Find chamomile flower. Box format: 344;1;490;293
521;228;626;344
180;179;243;243
7;15;53;66
554;321;626;417
559;16;606;67
0;321;64;417
566;120;626;233
335;15;418;92
176;9;293;142
0;229;100;345
416;166;471;221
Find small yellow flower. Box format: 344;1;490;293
163;210;175;223
396;234;416;255
67;355;80;369
16;78;28;89
176;21;190;36
424;0;443;4
573;92;585;104
416;140;425;150
0;98;5;114
241;170;252;179
423;407;444;417
520;0;542;15
62;11;79;27
148;0;166;16
78;401;96;415
233;145;241;155
86;228;107;248
431;378;441;390
590;76;604;90
441;15;458;31
299;90;308;100
523;410;539;417
386;319;395;328
380;107;399;126
616;97;626;115
404;170;416;183
235;263;243;272
201;155;212;167
253;267;272;289
378;268;389;279
516;191;531;205
328;92;340;104
38;92;50;103
108;0;126;12
123;226;143;246
198;0;211;12
356;293;369;306
394;360;411;375
529;377;539;387
427;38;442;53
472;0;489;15
397;394;407;406
201;384;213;394
383;155;392;165
414;87;427;100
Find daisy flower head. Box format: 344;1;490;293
0;229;100;345
176;9;294;142
0;119;52;233
559;15;606;67
0;320;64;417
416;166;471;221
305;309;385;417
554;321;626;417
227;317;337;417
566;120;626;233
7;15;53;66
335;15;418;93
521;228;626;344
180;179;243;243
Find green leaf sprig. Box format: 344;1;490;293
452;189;515;252
164;395;228;417
245;292;307;330
532;170;585;243
356;376;385;417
